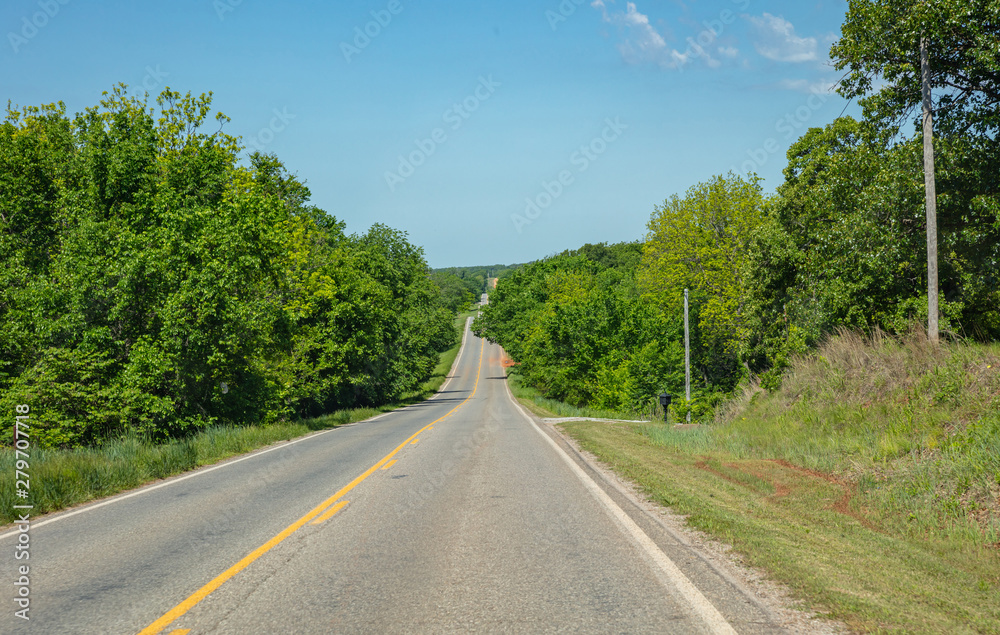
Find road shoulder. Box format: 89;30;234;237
510;389;848;635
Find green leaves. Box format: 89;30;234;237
0;87;455;447
475;5;1000;416
751;115;1000;354
475;243;690;415
833;0;1000;139
641;173;766;388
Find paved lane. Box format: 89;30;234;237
2;320;788;634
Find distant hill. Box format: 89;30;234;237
429;263;525;296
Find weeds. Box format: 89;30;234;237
697;327;1000;548
548;328;1000;630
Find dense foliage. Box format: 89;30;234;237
0;87;455;447
429;263;523;310
746;117;1000;387
474;242;715;417
833;0;1000;140
476;2;1000;417
641;173;767;390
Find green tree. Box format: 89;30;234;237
750;117;1000;362
0;86;455;447
641;173;766;387
474;245;688;416
429;271;476;312
833;0;1000;139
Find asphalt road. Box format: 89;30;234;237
2;320;791;634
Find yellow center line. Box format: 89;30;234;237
310;500;349;525
138;337;485;635
381;459;397;471
167;630;190;635
410;438;419;445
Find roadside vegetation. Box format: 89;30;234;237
0;80;479;516
506;371;647;422
0;312;473;525
430;263;523;310
557;328;1000;633
0;86;458;450
475;2;1000;421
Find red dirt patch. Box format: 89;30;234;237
698;458;884;532
694;459;783;497
694;459;749;490
831;489;882;532
733;463;791;499
768;460;882;532
770;459;841;485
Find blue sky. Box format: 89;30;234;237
2;0;857;268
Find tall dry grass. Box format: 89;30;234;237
651;325;1000;547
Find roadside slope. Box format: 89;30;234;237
536;330;1000;633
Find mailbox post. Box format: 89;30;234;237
658;393;672;425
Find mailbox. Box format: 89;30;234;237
658;393;671;423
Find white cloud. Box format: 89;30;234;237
619;3;667;56
748;13;817;63
592;1;711;70
718;46;740;59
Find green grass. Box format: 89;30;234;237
0;315;470;526
402;313;470;401
542;329;1000;633
506;371;649;421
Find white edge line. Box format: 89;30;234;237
436;316;472;396
1;314;479;541
0;425;339;540
502;368;738;635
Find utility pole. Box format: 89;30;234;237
921;36;939;344
684;288;691;423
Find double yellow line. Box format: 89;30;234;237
139;338;485;635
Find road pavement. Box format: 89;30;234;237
1;320;790;634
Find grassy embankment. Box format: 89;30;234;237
513;329;1000;633
0;310;478;526
505;372;650;421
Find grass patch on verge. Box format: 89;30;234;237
506;370;647;421
405;311;473;400
0;316;470;526
562;420;1000;633
541;329;1000;633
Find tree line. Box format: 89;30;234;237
429;263;523;312
0;86;457;448
474;0;1000;416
